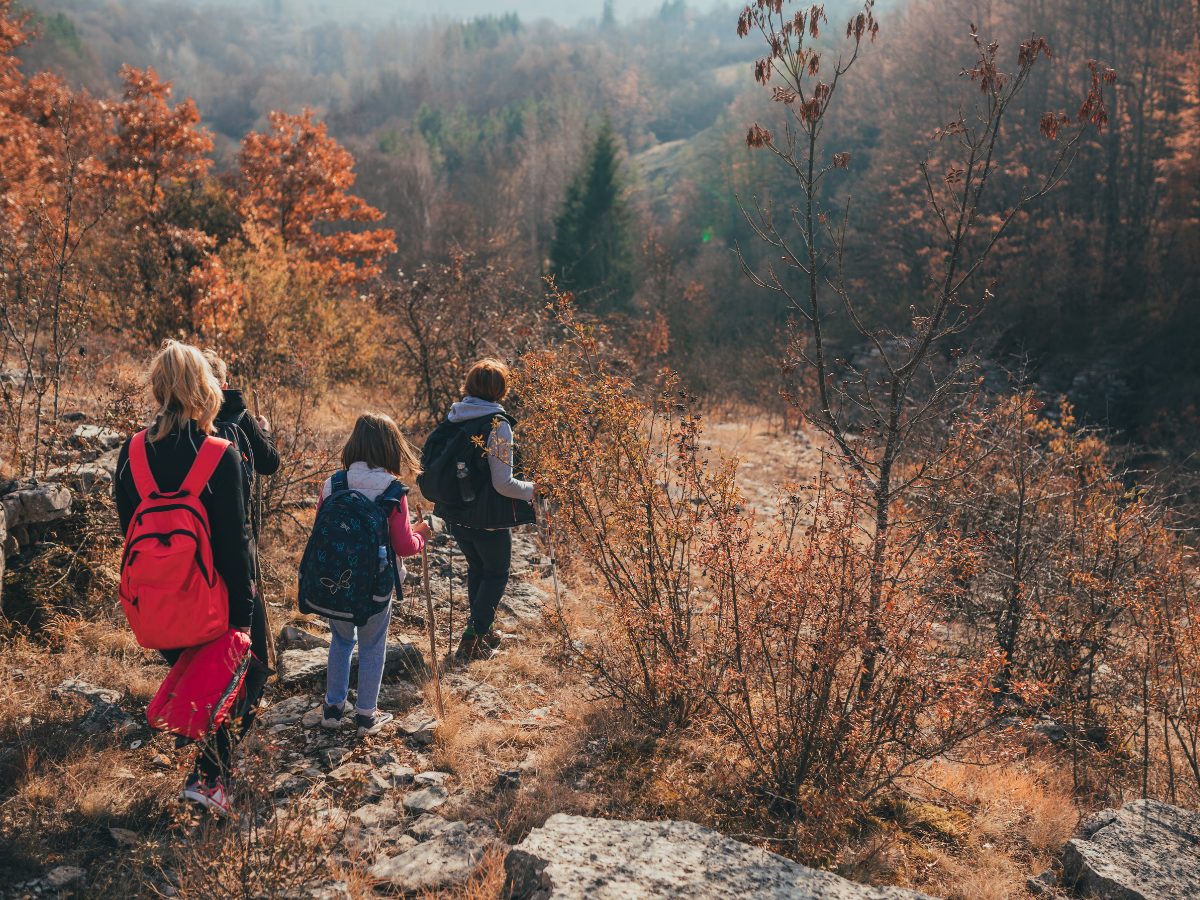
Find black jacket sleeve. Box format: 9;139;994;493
115;440;136;535
205;445;255;629
240;415;281;476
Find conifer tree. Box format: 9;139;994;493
549;112;634;311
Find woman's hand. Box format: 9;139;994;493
256;415;271;435
414;521;433;542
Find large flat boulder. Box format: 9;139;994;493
278;641;423;686
505;815;939;900
1061;799;1200;899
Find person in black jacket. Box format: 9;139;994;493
203;350;281;530
431;359;540;662
115;340;260;816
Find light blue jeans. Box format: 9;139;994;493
324;602;392;715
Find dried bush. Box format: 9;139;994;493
700;473;999;853
515;296;737;730
374;250;540;431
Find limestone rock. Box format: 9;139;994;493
44;451;118;493
109;827;138;846
505;815;939;900
281;625;330;650
409;814;465;842
500;582;550;624
320;747;351;768
73;424;125;450
402;785;449;813
1061;799;1200;900
54;677;121;706
448;674;510;717
367;823;497;894
46;866;86;888
398;711;437;745
414;771;450;787
352;803;400;829
2;481;72;530
278;642;422;686
267;695;312;718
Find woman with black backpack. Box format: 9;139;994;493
423;359;539;661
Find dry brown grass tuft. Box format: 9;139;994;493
414;846;508;900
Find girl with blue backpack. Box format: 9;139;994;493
299;413;431;737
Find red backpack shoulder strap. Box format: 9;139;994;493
129;430;159;498
181;436;233;498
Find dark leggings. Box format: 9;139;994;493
451;525;512;632
161;591;269;781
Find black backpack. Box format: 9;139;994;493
297;472;408;626
417;417;496;507
213;411;255;498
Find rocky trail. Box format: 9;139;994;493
1;424;1198;900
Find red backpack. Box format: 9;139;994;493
147;628;252;740
119;430;231;650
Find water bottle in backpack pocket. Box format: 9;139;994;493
417;417;495;507
297;472;409;626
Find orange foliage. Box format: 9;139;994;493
105;66;240;341
238;108;397;285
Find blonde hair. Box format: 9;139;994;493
342;413;422;478
464;358;509;403
202;348;228;386
147;340;224;443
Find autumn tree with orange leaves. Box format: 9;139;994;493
0;1;116;474
105;65;241;343
238;109;397;285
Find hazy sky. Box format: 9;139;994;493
275;0;730;28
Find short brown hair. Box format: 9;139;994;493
202;349;228;386
464;358;509;403
342;413;422;477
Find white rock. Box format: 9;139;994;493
403;785;449;812
1061;799;1200;900
277;642;422;685
367;823;497;893
505;815;939;900
2;482;72;529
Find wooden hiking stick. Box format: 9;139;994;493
418;507;445;718
446;535;454;658
251;388;278;678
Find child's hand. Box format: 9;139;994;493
414;521;433;542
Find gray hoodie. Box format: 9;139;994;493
447;397;535;503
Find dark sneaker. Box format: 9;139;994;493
455;634;497;661
480;630;503;649
356;710;393;737
322;702;346;729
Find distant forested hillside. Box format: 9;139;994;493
18;0;1200;442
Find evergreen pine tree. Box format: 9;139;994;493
549;112;634;311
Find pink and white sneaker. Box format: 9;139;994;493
181;774;233;817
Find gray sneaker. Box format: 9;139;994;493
321;702;346;729
356;710;393;737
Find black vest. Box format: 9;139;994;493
432;413;536;530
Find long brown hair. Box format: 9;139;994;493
147;340;223;442
342;413;421;477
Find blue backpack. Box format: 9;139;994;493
297;472;409;626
